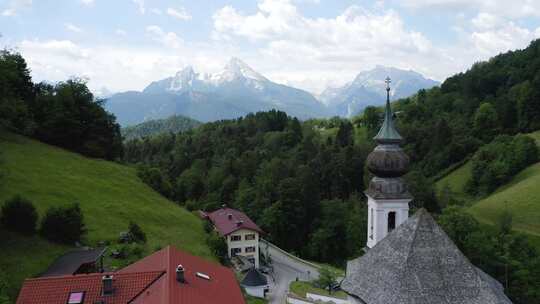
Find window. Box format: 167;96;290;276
369;208;374;240
245;234;256;240
245;246;256;253
388;211;396;233
231;235;241;241
231;247;241;256
67;292;85;304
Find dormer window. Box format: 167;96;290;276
67;291;85;304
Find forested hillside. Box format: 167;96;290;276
123;110;440;264
0;50;122;160
373;39;540;178
121;115;202;140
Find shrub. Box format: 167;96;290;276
0;269;10;304
206;232;228;265
0;195;38;235
128;221;147;244
40;203;86;244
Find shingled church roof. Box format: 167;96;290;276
341;209;512;304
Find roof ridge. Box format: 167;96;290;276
24;270;166;282
127;271;166;303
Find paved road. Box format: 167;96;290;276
261;240;320;304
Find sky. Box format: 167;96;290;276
1;0;540;95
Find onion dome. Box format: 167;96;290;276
365;77;411;198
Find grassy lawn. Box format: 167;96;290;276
245;295;268;304
0;132;212;300
435;160;473;204
0;230;68;300
434;131;540;251
468;163;540;238
289;281;347;300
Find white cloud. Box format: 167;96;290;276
399;0;540;18
81;0;94;6
146;25;183;49
17;38;233;94
132;0;145;14
471;13;503;30
213;0;440;91
1;0;32;17
150;8;162;15
65;23;83;33
167;7;191;20
115;29;127;36
469;21;539;57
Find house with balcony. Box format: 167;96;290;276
204;207;263;268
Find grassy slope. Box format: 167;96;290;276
435;131;540;247
289;281;347;300
0;132;212;299
435;161;473;203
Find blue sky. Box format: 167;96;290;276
1;0;539;94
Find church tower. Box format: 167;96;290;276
365;77;412;248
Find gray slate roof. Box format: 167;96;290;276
341;209;512;304
40;247;106;277
241;268;268;287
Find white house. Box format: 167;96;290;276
206;207;263;268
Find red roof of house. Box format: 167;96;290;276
16;271;164;304
16;246;246;304
207;207;263;236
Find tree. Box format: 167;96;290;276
40;203;87;244
128;221;147;244
316;267;338;294
473;102;499;142
0;269;10;304
438;206;480;251
335;121;354;147
0;195;38;235
207;232;228;264
0;50;34;133
362;106;381;137
32;79;123;160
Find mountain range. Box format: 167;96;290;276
319;66;440;117
104;58;439;126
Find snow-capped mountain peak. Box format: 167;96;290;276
319;66;439;117
169;66;199;91
210;57;268;84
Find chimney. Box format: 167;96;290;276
176;264;185;283
228;213;233;220
102;274;114;296
221;204;227;209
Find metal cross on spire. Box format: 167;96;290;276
373;76;403;143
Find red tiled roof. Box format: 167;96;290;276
16;246;246;304
121;246;246;304
16;271;163;304
207;207;263;236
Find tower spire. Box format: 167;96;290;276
373;76;402;144
364;76;411;249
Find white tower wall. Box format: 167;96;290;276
366;195;411;248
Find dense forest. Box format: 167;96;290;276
366;39;540;180
125;111;375;263
0;50;122;160
122;115;202;141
